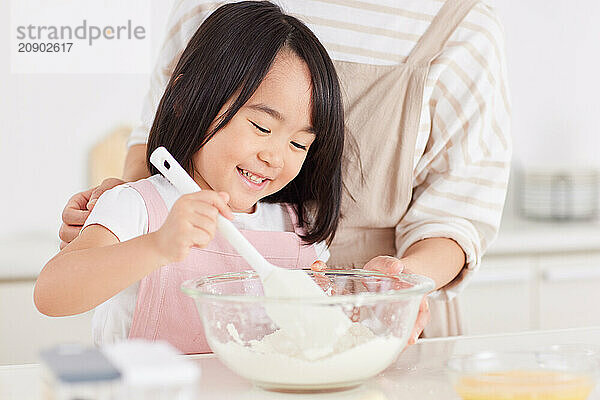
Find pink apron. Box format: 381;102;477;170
127;179;318;354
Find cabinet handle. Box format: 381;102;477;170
543;266;600;282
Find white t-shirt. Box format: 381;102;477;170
83;174;330;345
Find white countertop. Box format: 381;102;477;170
2;327;600;399
487;215;600;256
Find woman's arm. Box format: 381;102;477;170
122;144;150;182
395;4;511;299
400;238;465;290
362;238;464;290
123;144;150;182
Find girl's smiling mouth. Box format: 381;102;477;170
236;167;271;190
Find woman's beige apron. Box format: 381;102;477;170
328;0;480;337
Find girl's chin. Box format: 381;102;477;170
229;200;257;214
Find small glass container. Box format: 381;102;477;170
447;350;598;400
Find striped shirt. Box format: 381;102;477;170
128;0;512;298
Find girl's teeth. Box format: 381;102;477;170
241;169;265;184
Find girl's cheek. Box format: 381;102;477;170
286;158;306;182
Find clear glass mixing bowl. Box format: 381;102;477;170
181;269;434;391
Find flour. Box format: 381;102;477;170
260;268;352;359
209;322;406;387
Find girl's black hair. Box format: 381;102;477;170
146;1;345;246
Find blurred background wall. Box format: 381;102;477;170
497;0;600;168
0;0;175;238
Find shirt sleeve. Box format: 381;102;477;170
82;184;148;242
396;3;512;301
128;0;229;147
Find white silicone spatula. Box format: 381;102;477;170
150;147;351;358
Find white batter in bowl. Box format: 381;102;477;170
181;269;434;391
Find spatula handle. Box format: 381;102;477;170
150;146;272;277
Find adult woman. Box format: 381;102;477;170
60;0;511;339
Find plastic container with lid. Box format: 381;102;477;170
40;340;200;400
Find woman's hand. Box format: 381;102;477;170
59;178;125;249
363;256;430;345
310;255;431;346
150;191;233;264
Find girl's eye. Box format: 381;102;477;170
250;120;270;134
291;142;307;150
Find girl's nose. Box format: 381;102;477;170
257;147;284;169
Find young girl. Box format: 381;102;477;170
34;1;345;354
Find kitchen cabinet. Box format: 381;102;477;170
539;253;600;330
460;256;533;334
460;217;600;335
0;234;94;365
0;280;93;365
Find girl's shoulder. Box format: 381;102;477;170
132;174;171;191
84;174;176;241
127;175;180;210
84;180;150;242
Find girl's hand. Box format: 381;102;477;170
310;260;332;292
151;191;233;264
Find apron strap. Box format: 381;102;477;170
406;0;480;66
283;203;306;236
129;180;169;233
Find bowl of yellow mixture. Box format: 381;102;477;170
447;350;598;400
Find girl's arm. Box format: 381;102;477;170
36;190;233;317
35;225;166;317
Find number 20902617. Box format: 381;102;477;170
18;42;73;53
